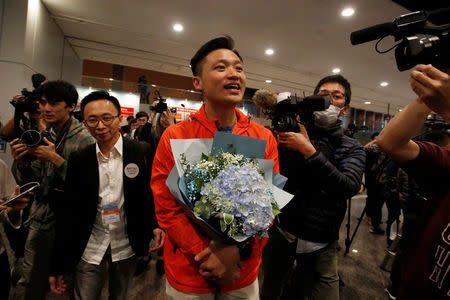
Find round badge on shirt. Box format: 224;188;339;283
124;163;139;178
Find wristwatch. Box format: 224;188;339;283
237;242;253;261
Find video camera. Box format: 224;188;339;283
10;73;46;112
350;7;450;71
252;89;330;132
272;95;331;132
8;74;46;141
150;90;168;113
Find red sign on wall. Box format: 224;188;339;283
121;107;134;117
175;107;199;121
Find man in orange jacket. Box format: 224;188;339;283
151;36;279;299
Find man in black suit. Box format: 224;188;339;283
48;91;164;300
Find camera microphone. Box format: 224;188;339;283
252;89;278;111
350;22;395;45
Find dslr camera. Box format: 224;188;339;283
20;129;53;148
350;7;450;71
270;94;330;132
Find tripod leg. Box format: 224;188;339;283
345;198;351;256
347;205;367;254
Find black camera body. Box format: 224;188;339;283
350;8;450;71
10;73;46;113
271;95;331;132
20;130;53;148
150;90;168;113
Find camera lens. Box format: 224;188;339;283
20;130;42;147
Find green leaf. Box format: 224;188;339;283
220;219;227;232
272;207;281;217
201;153;209;161
223;213;234;225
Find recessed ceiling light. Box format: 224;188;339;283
173;23;184;32
364;101;371;104
341;7;355;17
332;68;341;74
265;48;274;55
352;249;358;253
265;80;272;83
399;109;403;112
109;78;113;81
380;82;389;87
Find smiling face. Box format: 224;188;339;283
83;99;123;146
192;48;246;108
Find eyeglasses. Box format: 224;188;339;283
84;115;119;128
318;90;346;102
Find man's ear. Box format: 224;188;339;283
193;76;202;91
340;104;350;116
68;103;76;113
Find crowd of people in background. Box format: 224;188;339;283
0;35;448;300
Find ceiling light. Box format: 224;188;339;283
364;101;371;104
151;84;156;87
265;48;274;55
109;78;113;81
399;109;403;112
332;68;341;74
173;23;184;32
265;80;272;83
352;249;358;253
341;7;355;17
380;82;389;87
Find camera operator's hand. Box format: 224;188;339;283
27;137;64;167
277;122;316;159
10;138;29;162
410;64;450;122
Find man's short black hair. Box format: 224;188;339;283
36;80;78;107
126;115;133;121
190;35;243;76
136;111;149;119
80;90;121;117
313;74;352;104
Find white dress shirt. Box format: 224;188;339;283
81;135;135;265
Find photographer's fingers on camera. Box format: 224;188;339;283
10;138;28;160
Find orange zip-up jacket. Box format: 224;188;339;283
151;104;279;294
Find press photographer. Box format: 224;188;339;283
351;7;450;298
9;80;94;299
259;75;365;300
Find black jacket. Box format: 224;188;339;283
278;122;365;243
51;137;158;275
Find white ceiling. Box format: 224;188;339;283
42;0;418;114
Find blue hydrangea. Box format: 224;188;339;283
201;164;274;238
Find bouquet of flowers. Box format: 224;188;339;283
166;132;293;243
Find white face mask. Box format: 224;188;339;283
313;105;342;128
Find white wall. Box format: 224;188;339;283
0;0;82;166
